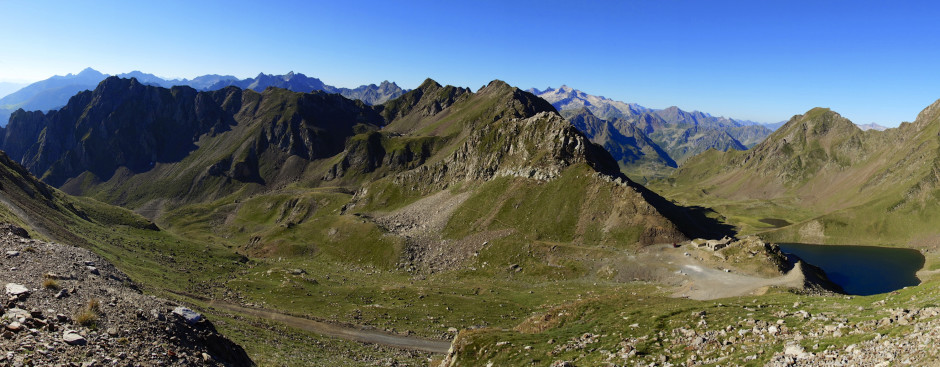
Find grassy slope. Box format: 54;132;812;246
653;105;940;247
150;181;675;364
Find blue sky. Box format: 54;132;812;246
1;0;939;126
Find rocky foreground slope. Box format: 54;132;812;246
0;223;252;366
443;286;940;366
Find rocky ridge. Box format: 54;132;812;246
563;108;676;181
2;76;386;208
0;223;252;366
529;86;774;164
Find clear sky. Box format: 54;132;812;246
1;0;939;126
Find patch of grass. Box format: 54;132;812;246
87;298;101;313
41;278;59;290
75;298;101;328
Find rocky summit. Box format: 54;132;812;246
0;223;251;366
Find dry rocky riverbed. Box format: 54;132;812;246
0;223;252;366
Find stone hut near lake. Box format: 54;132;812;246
696;236;733;251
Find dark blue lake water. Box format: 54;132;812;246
779;243;925;296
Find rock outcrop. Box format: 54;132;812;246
0;223;252;366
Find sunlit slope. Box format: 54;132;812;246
659;102;940;246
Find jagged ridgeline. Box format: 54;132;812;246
1;77;385;205
0;69;408;128
1;76;729;261
529;86;773;182
662;102;940;246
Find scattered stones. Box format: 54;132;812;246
150;308;166;322
0;226;252;365
784;344;809;358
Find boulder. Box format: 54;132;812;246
5;322;22;332
63;330;87;345
4;283;28;296
172;306;202;325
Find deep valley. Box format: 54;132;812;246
0;71;939;367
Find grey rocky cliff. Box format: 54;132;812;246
387;111;619;192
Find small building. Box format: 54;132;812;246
698;236;733;251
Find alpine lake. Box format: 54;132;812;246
779;243;925;296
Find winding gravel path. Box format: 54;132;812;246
166;290;453;354
206;300;452;354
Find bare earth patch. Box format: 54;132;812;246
373;190;512;272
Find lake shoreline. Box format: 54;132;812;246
779;243;925;296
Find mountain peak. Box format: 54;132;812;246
63;68;105;79
483;79;512;90
913;98;940;128
574;106;595;117
417;78;442;91
857;123;888;131
803;107;833;118
98;75;132;87
778;107;858;137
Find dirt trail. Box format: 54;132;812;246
196;297;451;354
672;261;806;300
631;244;807;301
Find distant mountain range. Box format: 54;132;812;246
199;71;406;105
530;85;774;127
858;122;889;131
529;86;776;181
0;68;407;126
116;70;241;90
0;82;28;100
0;68;110;125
